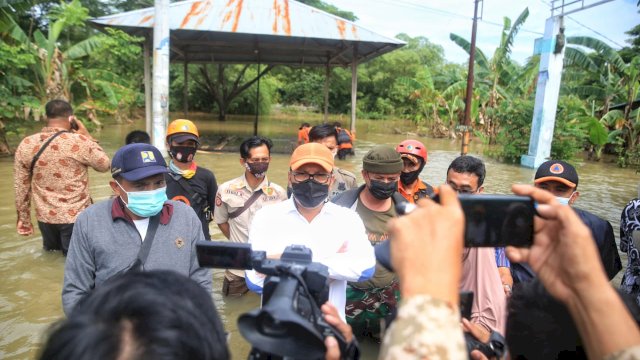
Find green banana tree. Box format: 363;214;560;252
564;36;640;156
397;67;445;131
564;36;626;114
449;7;530;143
1;0;102;110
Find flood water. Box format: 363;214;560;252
1;114;638;359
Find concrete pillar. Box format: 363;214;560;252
323;63;330;123
144;37;152;135
152;0;170;154
183;61;189;117
521;16;565;168
350;47;358;135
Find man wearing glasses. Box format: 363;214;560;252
332;145;406;341
214;136;287;296
245;142;376;320
446;155;514;295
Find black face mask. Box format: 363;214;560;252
400;169;421;186
368;179;398;200
291;180;329;208
169;146;197;163
244;162;269;178
400;160;426;186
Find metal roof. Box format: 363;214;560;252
90;0;405;66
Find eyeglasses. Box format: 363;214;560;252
291;171;332;184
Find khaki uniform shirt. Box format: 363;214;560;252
380;294;466;360
214;174;287;276
14;127;110;225
330;167;357;199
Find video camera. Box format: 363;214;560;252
197;241;354;359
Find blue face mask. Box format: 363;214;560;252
555;192;575;206
117;181;167;218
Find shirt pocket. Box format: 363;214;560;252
224;196;247;211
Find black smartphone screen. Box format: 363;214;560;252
460;194;535;248
196;241;253;269
460;291;474;319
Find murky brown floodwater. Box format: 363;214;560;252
1;114;638;359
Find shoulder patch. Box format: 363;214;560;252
263;186;274;196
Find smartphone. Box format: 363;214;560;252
460;291;474;319
69;117;79;131
459;194;534;248
396;194;535;248
196;241;253;270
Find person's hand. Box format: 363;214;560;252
462;318;490;343
17;220;34;236
71;117;93;139
470;350;491;360
506;184;609;303
322;302;353;360
387;184;464;304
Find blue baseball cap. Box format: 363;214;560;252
111;143;168;182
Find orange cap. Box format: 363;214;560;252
290;143;334;172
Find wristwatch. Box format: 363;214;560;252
503;284;512;294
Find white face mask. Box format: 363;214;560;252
555;192;575;206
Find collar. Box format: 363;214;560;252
42;126;69;133
285;197;333;216
398;180;426;195
111;197;173;225
242;173;271;192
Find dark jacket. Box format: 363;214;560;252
512;207;622;283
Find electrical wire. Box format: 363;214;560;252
375;0;545;35
535;0;626;48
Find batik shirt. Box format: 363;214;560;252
620;198;640;305
14;127;110;225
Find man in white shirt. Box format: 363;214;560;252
245;143;376;319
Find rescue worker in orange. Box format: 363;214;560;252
165;119;217;240
334;122;355;160
396;140;436;203
297;122;311;146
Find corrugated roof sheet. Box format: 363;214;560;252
90;0;405;66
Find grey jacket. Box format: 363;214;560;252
62;198;212;315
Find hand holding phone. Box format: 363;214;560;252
69;116;79;131
397;194;535;248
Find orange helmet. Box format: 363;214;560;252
166;119;199;144
396;139;427;162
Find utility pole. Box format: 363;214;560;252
521;0;615;168
461;0;481;155
254;61;260;136
152;0;169;154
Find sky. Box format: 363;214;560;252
327;0;640;64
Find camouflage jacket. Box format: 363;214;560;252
379;294;466;360
604;346;640;360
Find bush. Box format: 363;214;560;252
488;99;533;163
488;97;586;163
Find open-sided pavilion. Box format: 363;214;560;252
90;0;405;138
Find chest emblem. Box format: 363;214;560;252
175;237;185;249
263;186;274;196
